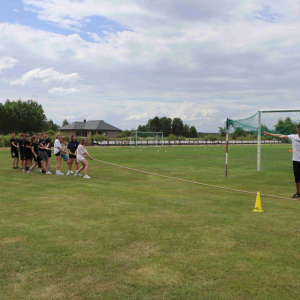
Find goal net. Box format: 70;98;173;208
225;110;300;172
130;132;164;148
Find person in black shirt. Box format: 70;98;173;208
44;131;51;171
10;133;19;169
18;133;26;171
24;134;33;170
67;134;80;175
27;136;52;174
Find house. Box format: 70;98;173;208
58;120;121;139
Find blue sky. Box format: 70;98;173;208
1;0;300;131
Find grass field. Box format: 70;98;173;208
1;144;300;300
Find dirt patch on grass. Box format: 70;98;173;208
0;237;23;244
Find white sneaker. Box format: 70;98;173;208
27;171;33;174
74;172;80;176
36;169;42;172
77;173;82;176
56;172;64;175
46;171;52;175
70;171;74;174
83;175;91;179
66;171;71;175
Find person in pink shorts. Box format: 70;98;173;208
74;138;94;179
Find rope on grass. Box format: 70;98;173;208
92;159;295;201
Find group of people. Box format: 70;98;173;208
10;132;93;179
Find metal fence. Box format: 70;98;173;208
93;139;283;147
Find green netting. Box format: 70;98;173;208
225;110;300;136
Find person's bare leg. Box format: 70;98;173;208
84;161;89;176
56;156;62;173
69;158;73;171
77;161;86;174
29;162;38;172
13;157;16;168
75;159;79;171
16;157;19;167
296;182;300;194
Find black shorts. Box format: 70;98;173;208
47;150;51;158
34;155;41;162
69;154;76;159
293;161;300;183
26;151;33;160
11;150;19;158
20;151;26;160
55;152;60;157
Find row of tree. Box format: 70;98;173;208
129;116;198;138
0;99;61;134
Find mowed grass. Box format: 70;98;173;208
1;144;300;300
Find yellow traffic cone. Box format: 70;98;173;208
253;192;264;212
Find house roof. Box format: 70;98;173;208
58;120;121;131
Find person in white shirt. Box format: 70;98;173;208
54;133;64;175
74;138;93;179
264;125;300;198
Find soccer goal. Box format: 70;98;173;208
130;132;164;148
225;109;300;175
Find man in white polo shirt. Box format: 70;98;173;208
263;125;300;198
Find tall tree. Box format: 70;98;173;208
190;126;198;138
275;117;297;134
159;116;172;137
172;118;184;136
183;124;190;137
62;119;69;127
147;116;161;132
137;125;147;132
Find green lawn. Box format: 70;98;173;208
1;144;300;300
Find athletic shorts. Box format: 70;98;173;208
26;150;33;160
38;151;48;161
293;161;300;183
34;155;41;162
20;151;26;160
11;150;19;158
47;150;51;158
69;154;76;159
61;154;69;161
55;152;60;157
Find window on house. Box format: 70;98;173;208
76;132;82;136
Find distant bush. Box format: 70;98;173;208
93;134;109;141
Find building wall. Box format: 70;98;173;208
60;130;119;139
107;131;118;139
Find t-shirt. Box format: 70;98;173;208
60;143;67;154
67;141;79;154
288;134;300;161
18;139;24;152
10;138;18;152
33;141;39;155
38;138;47;152
76;145;87;161
54;139;61;154
24;140;31;154
45;138;51;151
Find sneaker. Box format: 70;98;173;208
77;173;82;176
13;167;16;169
46;171;52;175
74;172;80;176
42;170;46;174
16;166;20;169
291;193;300;198
25;167;29;171
83;175;91;179
56;172;64;175
22;169;25;172
70;171;74;174
27;171;33;174
66;171;71;175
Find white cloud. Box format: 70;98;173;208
0;56;18;73
14;9;19;13
48;87;81;94
10;68;81;85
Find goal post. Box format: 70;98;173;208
130;131;164;148
226;109;300;175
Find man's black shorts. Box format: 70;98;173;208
293;161;300;183
11;150;19;158
20;150;26;160
47;150;51;158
